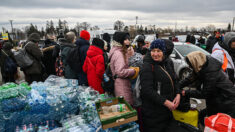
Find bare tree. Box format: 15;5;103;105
80;22;91;30
114;20;124;31
91;25;100;31
205;24;216;32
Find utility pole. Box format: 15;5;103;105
9;20;14;39
175;21;177;35
232;17;235;31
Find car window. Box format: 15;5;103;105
171;49;181;59
175;44;210;57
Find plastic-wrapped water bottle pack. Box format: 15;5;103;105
55;87;139;132
0;75;139;132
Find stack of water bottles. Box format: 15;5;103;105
56;87;140;132
0;75;81;132
0;75;139;132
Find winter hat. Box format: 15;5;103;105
92;38;104;49
28;33;40;43
136;35;145;44
103;33;111;43
150;39;166;53
80;30;90;41
113;32;130;45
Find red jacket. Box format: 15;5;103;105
83;45;105;94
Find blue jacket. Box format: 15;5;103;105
75;38;90;85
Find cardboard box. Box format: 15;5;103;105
95;96;138;129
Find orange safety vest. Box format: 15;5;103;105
212;49;228;71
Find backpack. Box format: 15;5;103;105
13;42;33;68
55;48;64;76
1;50;17;74
101;54;115;95
66;46;82;73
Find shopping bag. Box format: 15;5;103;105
173;109;199;127
204;113;235;132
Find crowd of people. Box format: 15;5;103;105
1;30;235;132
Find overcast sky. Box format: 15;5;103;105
1;0;235;32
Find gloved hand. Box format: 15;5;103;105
129;67;140;79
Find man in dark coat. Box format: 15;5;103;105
42;34;57;76
75;30;90;86
60;32;77;79
23;33;44;84
206;31;222;53
0;42;16;82
181;51;235;118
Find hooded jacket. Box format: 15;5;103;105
140;52;180;132
75;38;90;85
83;45;105;94
211;32;235;84
109;41;135;105
184;51;235;117
60;39;77;79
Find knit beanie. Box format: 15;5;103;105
28;33;40;43
92;38;104;49
113;32;130;45
80;30;90;41
103;33;111;43
163;39;174;57
150;39;166;53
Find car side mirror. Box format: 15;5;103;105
170;54;176;58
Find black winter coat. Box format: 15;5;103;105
75;38;90;85
42;39;57;75
140;52;180;132
180;56;235;118
206;36;221;53
0;43;15;76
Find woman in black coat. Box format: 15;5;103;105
140;39;180;132
0;42;16;82
181;51;235;118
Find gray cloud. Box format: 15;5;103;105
0;0;235;31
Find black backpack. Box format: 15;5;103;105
1;50;17;74
101;53;115;95
66;46;82;73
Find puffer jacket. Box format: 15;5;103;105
83;45;105;94
140;52;180;132
109;41;135;105
24;41;43;75
60;39;77;79
183;52;235;118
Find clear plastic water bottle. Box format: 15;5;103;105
103;73;110;82
102;104;126;114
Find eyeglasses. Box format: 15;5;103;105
126;45;130;48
